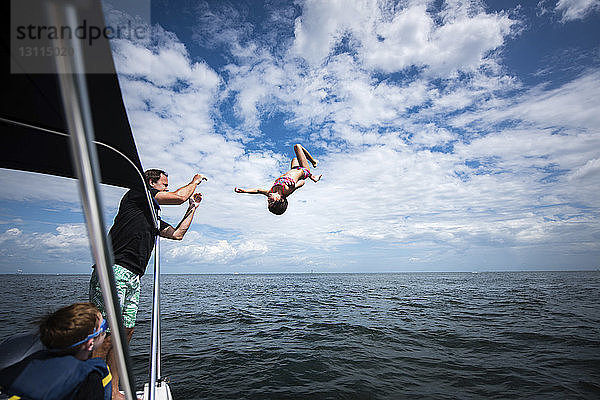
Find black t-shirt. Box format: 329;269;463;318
108;188;170;276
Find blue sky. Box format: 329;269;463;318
1;0;600;274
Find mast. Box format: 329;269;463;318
149;218;162;400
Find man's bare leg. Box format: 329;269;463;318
94;327;135;400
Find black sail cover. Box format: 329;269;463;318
0;0;145;191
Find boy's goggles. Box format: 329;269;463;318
69;318;108;348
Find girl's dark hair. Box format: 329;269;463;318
39;302;100;350
144;169;167;186
268;197;288;215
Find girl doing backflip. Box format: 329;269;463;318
235;144;322;215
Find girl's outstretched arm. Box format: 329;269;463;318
310;174;322;183
235;187;269;195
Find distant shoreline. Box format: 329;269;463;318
1;269;598;276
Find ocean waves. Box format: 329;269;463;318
129;272;600;399
1;272;599;399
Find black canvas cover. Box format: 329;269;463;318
0;0;145;191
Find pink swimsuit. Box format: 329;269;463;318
270;176;295;192
270;167;311;192
293;166;311;179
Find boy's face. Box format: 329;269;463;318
75;314;107;361
93;314;106;348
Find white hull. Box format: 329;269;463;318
123;383;173;400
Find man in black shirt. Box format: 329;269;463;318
89;169;206;400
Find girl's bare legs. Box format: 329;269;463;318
294;144;318;169
290;157;300;169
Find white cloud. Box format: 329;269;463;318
290;0;360;65
165;237;268;265
409;124;458;147
223;59;286;131
218;0;518;136
503;72;600;129
291;0;516;77
555;0;600;22
0;228;22;244
0;170;80;203
39;224;90;251
569;158;600;180
0;224;90;255
108;25;249;191
450;71;600;135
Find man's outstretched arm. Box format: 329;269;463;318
160;193;202;240
156;174;207;205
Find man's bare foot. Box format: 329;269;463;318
113;391;126;400
115;391;142;400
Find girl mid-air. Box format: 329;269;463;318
235;144;322;215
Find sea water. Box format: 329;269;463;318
1;272;599;399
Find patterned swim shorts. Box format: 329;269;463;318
89;265;140;329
